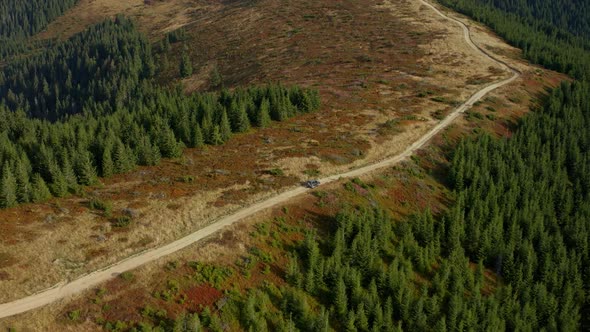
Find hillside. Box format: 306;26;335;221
0;0;575;330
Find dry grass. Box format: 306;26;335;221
0;0;566;313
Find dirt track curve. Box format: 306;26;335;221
0;0;519;319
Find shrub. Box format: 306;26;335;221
113;216;131;227
177;175;195;183
166;260;179;271
89;198;113;217
268;168;284;176
304;169;321;177
68;309;81;321
119;271;134;281
189;261;232;288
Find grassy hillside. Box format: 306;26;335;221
35;78;589;329
0;2;574;330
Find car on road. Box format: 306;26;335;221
305;180;320;189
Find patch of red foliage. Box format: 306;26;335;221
102;289;148;323
183;285;222;312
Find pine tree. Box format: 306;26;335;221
186;313;202;332
286;254;302;287
49;163;68;197
101;145;114;177
256;98;272;128
30;173;52;203
335;276;348;319
137;136;161;166
159;126;183;158
14;159;30;203
0;166;17;208
356;303;369;331
193;123;205;148
208;125;223;146
346;311;357;332
300;92;315;113
114;141;134;173
209;66;222;88
219;110;232;142
76;151;98;186
62;157;79;194
180;53;193;78
434;317;447;332
305;268;316;294
173;313;186;332
230;102;250;133
383;297;394;330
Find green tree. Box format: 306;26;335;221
30;173;52;203
220;110;232;142
114;141;135;173
193;123;205;148
209;66;222;88
180;53;193;78
76;151;98;186
159;126;183;158
335;276;348;320
0;166;17;208
256;98;272;128
14;159;30;203
101;145;114;177
208;125;224;146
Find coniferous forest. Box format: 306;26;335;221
0;0;78;58
0;0;589;331
150;83;588;331
137;1;590;330
438;0;590;80
0;16;320;208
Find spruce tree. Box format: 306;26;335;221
159;126;183;158
356;303;369;331
235;104;251;132
101;145;114;177
14;159;30;203
76;151;98;186
137;136;161;166
346;311;357;332
30;173;52;203
193;123;205;148
62;157;79;194
49;164;68;197
186;313;201;332
180;53;193;78
209;66;222;88
219;110;232;142
335;276;348;320
114;141;134;173
0;166;17;208
256;98;272;128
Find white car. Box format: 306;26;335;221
305;180;320;189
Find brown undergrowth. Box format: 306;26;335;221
0;0;565;308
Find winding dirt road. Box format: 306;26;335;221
0;0;519;320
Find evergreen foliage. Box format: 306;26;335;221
0;16;155;121
0;16;320;209
438;0;590;80
0;0;79;58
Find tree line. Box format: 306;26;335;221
189;83;588;331
0;0;78;59
90;1;590;331
438;0;590;80
0;16;156;121
0;16;320;209
473;0;590;39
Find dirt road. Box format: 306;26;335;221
0;0;519;319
